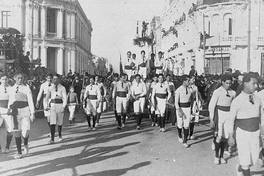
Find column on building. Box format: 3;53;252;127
57;47;64;75
66;11;71;39
33;5;39;36
21;0;26;35
71;49;76;72
71;12;76;39
66;49;71;73
25;1;32;38
57;9;63;38
41;44;47;67
33;42;40;60
41;6;47;37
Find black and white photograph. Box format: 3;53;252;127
0;0;264;176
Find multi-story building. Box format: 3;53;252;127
0;0;93;75
155;0;264;75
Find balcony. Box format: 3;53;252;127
197;0;246;6
46;32;57;38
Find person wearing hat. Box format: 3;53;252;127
8;72;35;159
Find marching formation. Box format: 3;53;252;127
0;59;263;176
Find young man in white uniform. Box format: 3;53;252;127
155;51;164;74
36;74;53;131
0;74;13;153
112;74;130;129
209;74;236;164
138;50;147;80
152;74;171;132
131;74;147;130
228;73;263;176
8;73;35;159
46;74;67;144
95;75;107;127
175;75;193;148
84;76;101;130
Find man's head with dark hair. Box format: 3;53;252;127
127;51;132;58
141;50;145;55
158;51;163;59
182;75;190;87
221;74;233;90
221;74;233;82
242;72;259;94
151;53;155;59
132;54;136;59
158;74;164;83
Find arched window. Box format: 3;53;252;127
224;13;232;36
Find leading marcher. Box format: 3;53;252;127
228;72;263;176
8;73;35;159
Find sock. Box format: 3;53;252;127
15;137;22;154
189;122;195;137
58;126;62;138
122;114;126;124
86;115;91;127
97;113;101;123
23;136;29;146
117;115;122;127
92;115;96;127
160;116;165;128
214;138;220;158
177;127;182;138
47;121;51;130
183;128;189;143
242;169;250;176
51;125;56;141
151;113;155;123
5;133;13;149
220;139;227;158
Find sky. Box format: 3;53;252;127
79;0;165;71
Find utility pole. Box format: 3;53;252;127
202;13;206;74
247;0;251;72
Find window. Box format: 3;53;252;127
47;8;56;33
1;11;10;28
224;14;232;36
228;18;232;35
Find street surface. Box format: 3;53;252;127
0;111;264;176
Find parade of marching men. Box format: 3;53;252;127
1;0;264;176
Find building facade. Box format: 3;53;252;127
154;0;264;75
0;0;93;75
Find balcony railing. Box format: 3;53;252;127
46;32;57;38
197;0;245;6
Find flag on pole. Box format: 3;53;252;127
119;53;123;74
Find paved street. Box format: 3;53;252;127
0;111;264;176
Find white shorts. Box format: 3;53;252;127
217;110;230;138
236;127;260;167
50;103;64;125
155;97;166;116
176;107;191;129
68;104;76;120
43;98;50;117
134;97;145;114
85;99;98;116
116;97;128;114
16;107;31;137
0;107;14;133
